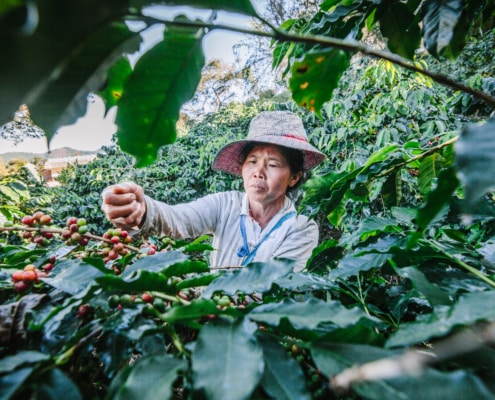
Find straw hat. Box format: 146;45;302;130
212;111;326;176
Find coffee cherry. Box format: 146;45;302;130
66;217;77;226
21;215;34;226
141;293;153;303
12;270;24;282
32;211;44;221
14;281;29;292
43;263;54;272
22;270;37;282
24;264;36;271
76;218;87;227
39;214;51;225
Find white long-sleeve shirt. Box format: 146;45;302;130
135;191;318;272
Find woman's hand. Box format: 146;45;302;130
101;182;146;229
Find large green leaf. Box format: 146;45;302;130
116;18;205;167
0;368;33;400
96;270;171;292
387;289;495;347
0;351;49;374
421;0;464;58
0;0;132;127
191;318;263;400
160;299;237;323
130;0;258;17
98;57;133;110
376;1;421;59
395;266;452;306
248;298;376;331
29;20;140;143
42;259;105;295
289;48;350;117
258;335;311;400
454;118;495;212
201;260;294;299
122;251;189;278
35;369;82;400
415;166;459;230
112;355;185;400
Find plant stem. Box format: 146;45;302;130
0;225;141;252
430;240;495;288
146;17;495;108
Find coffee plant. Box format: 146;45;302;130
2;1;495;399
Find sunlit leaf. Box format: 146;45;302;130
289;48;350;116
116;18;205;167
191;318;263;400
98;57;133;111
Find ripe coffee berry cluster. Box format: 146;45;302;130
101;228;132;263
11;263;49;292
20;211;54;246
61;217;90;246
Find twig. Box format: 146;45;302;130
330;321;495;394
0;225;141;252
143;16;495;108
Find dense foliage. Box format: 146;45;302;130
1;1;495;400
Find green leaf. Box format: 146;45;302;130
30;20;141;142
122;251;189;278
258;335;311;400
289;48;350;116
454;118;495;212
0;1;132;128
0;368;33;400
112;355;185;400
0;351;49;374
42;259;105;295
421;0;463;58
249;298;376;332
35;369;82;400
98;57;133;110
415;166;459;230
116;18;205;167
191;318;263;400
387;290;495;347
201;260;294;299
377;1;420;59
161;299;239;323
395;266;452;306
418;153;443;195
329;238;395;280
130;0;258;17
96;270;170;292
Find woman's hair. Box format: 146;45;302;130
240;142;310;195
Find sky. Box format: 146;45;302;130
0;6;254;155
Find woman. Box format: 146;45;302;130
101;111;325;271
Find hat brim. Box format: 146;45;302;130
212;136;326;176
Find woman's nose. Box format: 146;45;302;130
252;164;266;178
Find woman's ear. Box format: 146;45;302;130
289;171;303;187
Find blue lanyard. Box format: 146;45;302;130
237;211;296;266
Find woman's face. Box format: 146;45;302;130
241;144;302;208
